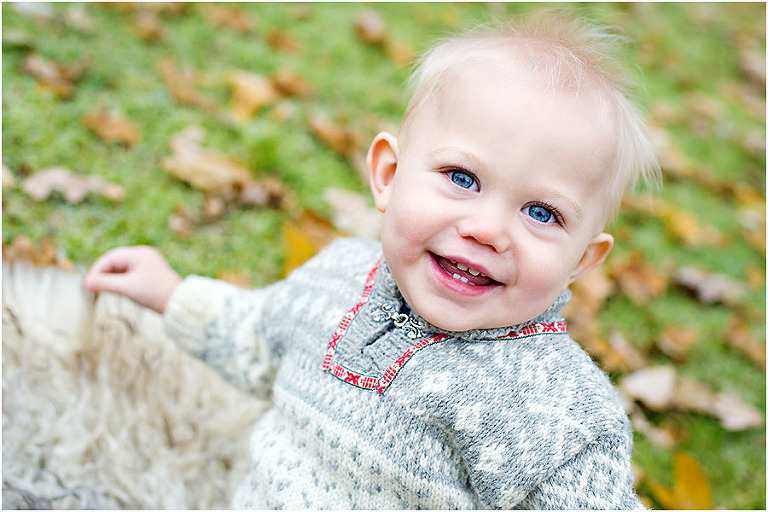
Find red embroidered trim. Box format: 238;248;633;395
322;257;381;372
322;258;568;394
497;321;568;339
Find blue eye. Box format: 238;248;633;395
525;205;555;223
449;170;478;190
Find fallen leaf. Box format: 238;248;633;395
168;204;194;239
355;10;387;46
22;166;124;203
266;29;302;54
282;210;339;277
721;317;766;370
675;266;745;307
608;251;669;305
21;53;90;98
710;392;764;431
619;365;677;411
3;163;17;189
203;194;228;223
238;177;290;209
2;236;74;270
157;59;217;111
270;68;313;97
322;187;382;240
82;110;142;146
162;126;252;193
133;9;163;41
384;40;416;66
655;324;699;361
64;4;95;33
228;71;279;119
216;270;252;289
308;112;364;159
648;452;713;510
657;202;725;247
563;267;615;348
202;5;254;33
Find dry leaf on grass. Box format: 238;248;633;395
157;59;217;112
657;202;726;247
270;69;313;97
202;5;254;33
3;163;17;189
655;324;699;361
282;210;340;277
721;317;766;370
266;29;303;54
620;366;763;431
308;112;364;159
2;236;74;270
162;126;252;193
168;205;194;239
607;251;670;305
22;167;125;203
674;266;745;307
216;270;252;289
647;452;713;510
355;10;387;46
322;188;382;241
82;110;142;146
228;71;279;119
21;53;90;98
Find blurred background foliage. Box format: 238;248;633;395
2;2;765;509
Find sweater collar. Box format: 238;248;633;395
368;256;570;342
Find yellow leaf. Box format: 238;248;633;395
648;452;713;510
282;211;339;277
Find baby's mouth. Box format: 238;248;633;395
433;254;498;287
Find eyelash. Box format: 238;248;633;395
528;201;565;226
442;167;565;227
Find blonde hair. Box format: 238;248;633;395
399;10;660;222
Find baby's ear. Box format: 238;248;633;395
367;132;399;213
567;232;613;285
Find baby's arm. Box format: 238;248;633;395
83;246;182;314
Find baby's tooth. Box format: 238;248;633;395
457;262;469;271
468;268;480;276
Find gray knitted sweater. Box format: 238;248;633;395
165;238;643;509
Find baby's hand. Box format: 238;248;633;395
83;246;182;314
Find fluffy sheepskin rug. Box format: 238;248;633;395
2;261;269;509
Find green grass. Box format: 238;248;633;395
3;3;765;509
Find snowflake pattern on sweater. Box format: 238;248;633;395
164;238;644;509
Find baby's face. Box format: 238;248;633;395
368;63;614;331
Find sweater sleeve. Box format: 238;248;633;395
515;433;645;510
164;275;277;399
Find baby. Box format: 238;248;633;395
85;11;658;509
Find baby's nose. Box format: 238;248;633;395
456;206;513;253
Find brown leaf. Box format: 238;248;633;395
355;10;387;46
202;5;254;33
710;392;764;431
82;110;142;146
384;40;416;66
156;59;217;111
2;236;74;271
675;266;745;306
238;177;290;209
655;324;699;361
266;29;302;54
563;267;615;350
162;126;252;193
721;317;766;370
133;9;163;41
282;210;339;278
216;270;252;289
270;69;313;97
648;452;713;510
619;365;677;411
308;112;364;159
228;71;279;119
22;166;125;203
21;53;89;98
658;202;726;247
168;204;194;239
608;251;669;305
